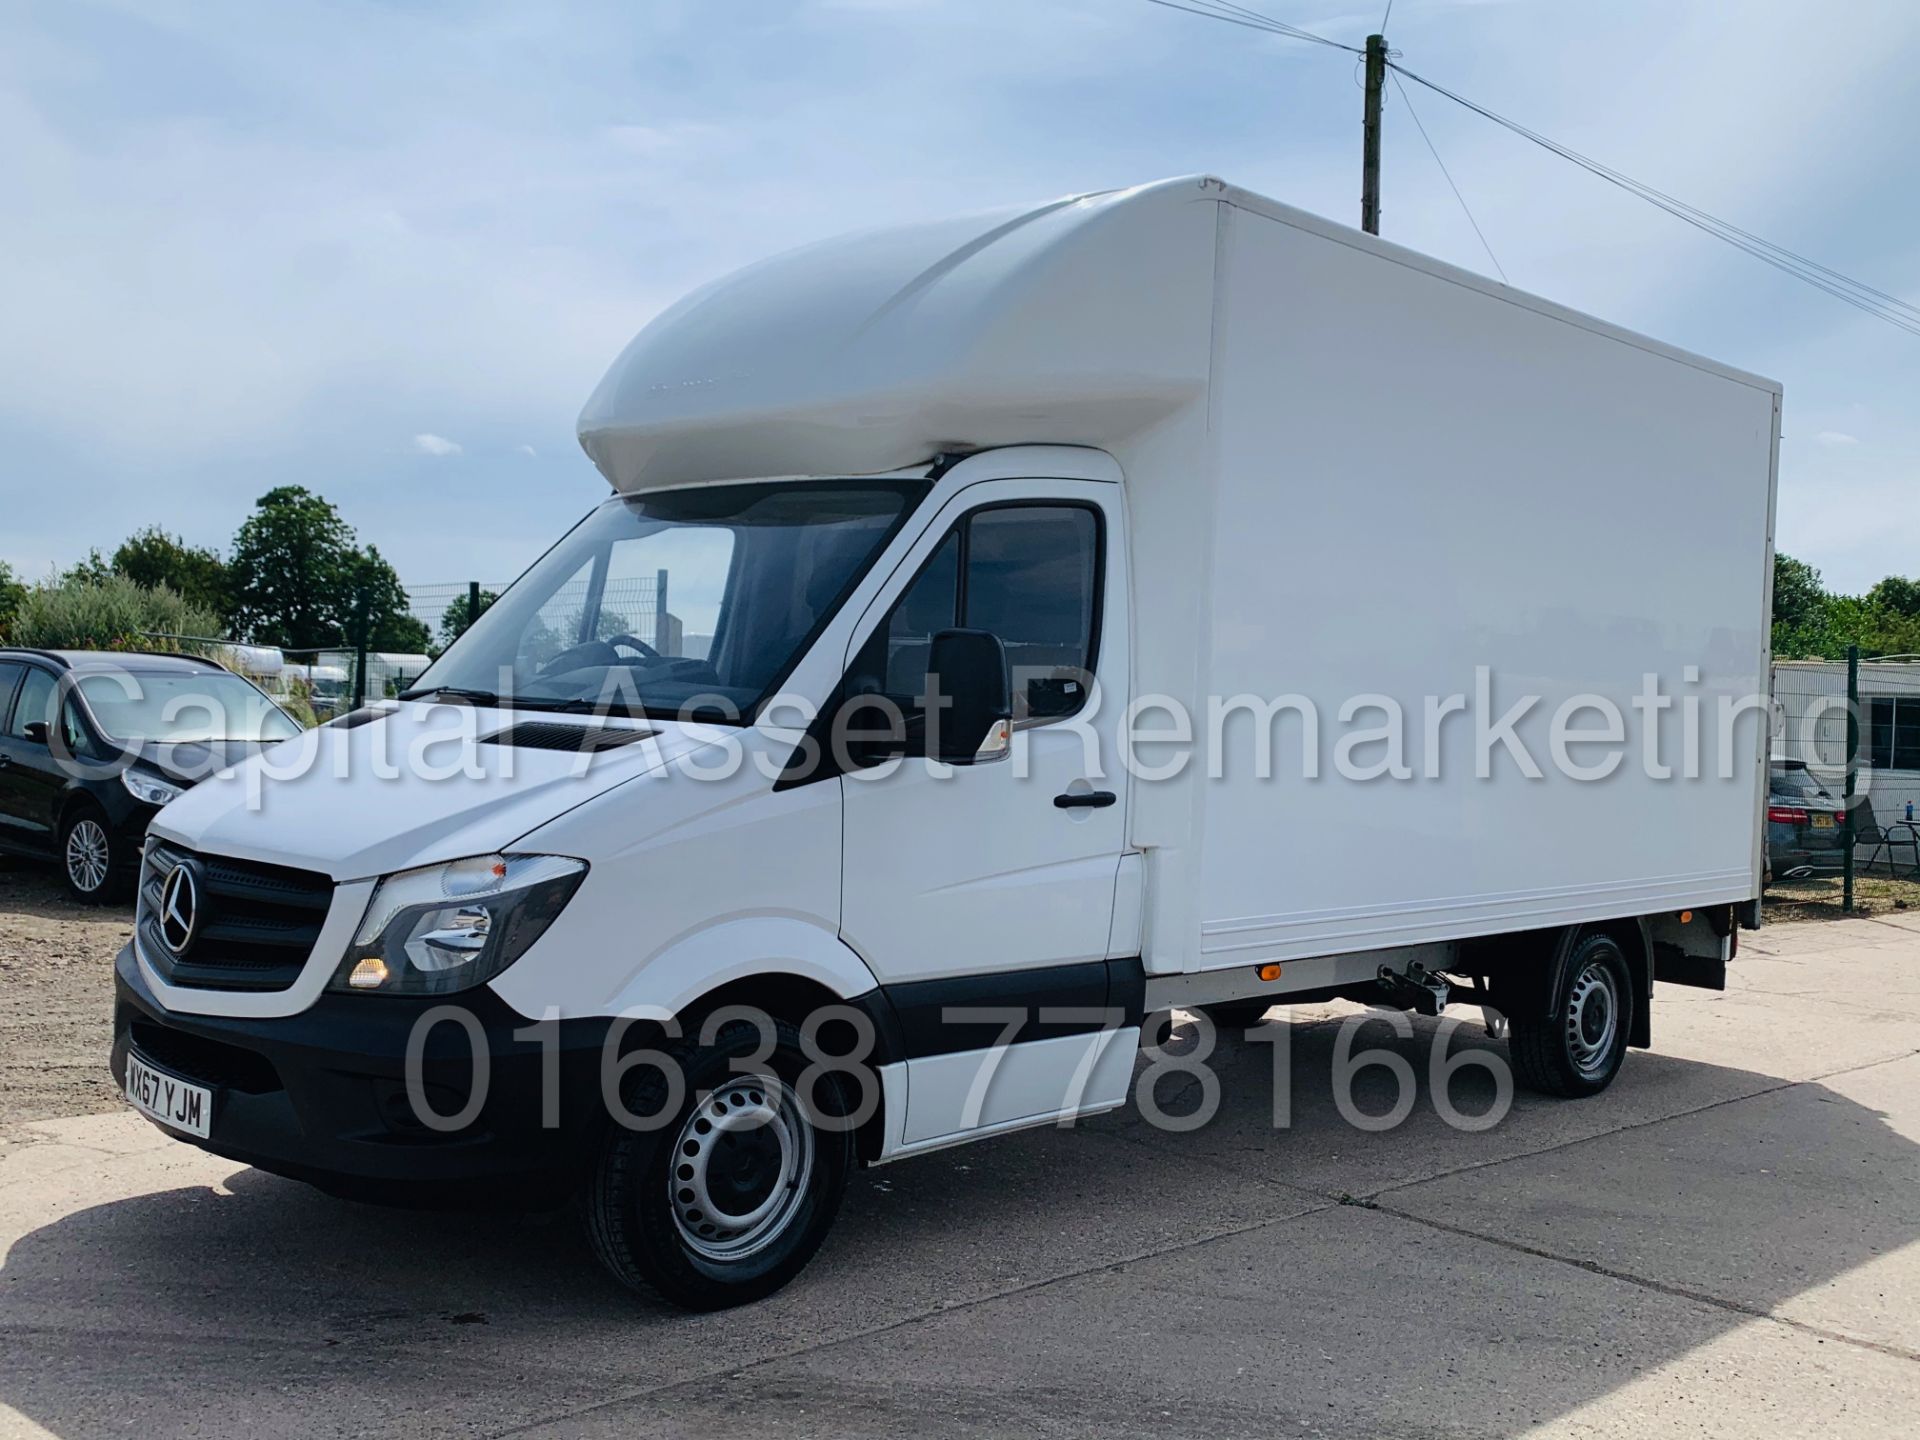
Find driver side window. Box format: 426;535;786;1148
850;533;959;708
10;667;56;743
848;502;1101;725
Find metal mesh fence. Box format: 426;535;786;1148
402;577;665;650
401;582;510;646
253;571;682;721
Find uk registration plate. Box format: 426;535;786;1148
124;1051;212;1139
1811;814;1836;830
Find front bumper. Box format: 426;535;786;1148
112;943;613;1207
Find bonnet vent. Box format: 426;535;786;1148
323;706;393;732
480;723;654;754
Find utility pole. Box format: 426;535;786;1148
1361;32;1387;235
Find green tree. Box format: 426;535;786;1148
112;527;230;619
1867;575;1920;622
228;486;358;650
228;487;429;654
1771;553;1841;659
1771;556;1920;660
0;560;25;640
438;589;497;650
60;550;115;587
1771;554;1827;631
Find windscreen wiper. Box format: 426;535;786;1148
396;686;501;705
514;696;643;717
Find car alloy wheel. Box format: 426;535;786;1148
65;818;111;895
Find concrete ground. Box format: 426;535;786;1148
1;916;1917;1438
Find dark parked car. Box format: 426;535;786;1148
0;649;299;902
1767;758;1848;881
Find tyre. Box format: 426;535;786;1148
1196;999;1275;1031
585;1017;856;1310
59;804;131;904
1508;933;1632;1098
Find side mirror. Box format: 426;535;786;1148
926;629;1012;764
22;721;49;746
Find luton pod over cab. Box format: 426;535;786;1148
112;176;1778;1309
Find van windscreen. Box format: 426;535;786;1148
410;480;924;722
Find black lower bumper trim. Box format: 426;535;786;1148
879;956;1147;1059
112;944;613;1206
113;945;1155;1202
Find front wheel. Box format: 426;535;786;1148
585;1018;855;1310
1508;933;1632;1098
60;805;131;904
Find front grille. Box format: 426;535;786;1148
138;842;334;993
129;1019;282;1094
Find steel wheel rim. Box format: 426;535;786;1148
66;820;110;893
668;1073;813;1263
1564;959;1619;1078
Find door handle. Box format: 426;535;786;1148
1053;790;1116;810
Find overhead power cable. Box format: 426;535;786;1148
1389;61;1920;339
1141;0;1364;56
1390;70;1507;284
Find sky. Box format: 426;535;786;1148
1;0;1916;599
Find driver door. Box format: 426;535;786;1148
0;665;64;849
836;478;1136;1152
0;661;27;845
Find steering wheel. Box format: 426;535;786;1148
534;632;677;681
605;632;662;661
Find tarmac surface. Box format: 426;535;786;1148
1;911;1916;1437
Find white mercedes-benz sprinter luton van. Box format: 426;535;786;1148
113;176;1777;1309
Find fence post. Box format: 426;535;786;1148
653;568;670;654
1843;643;1859;913
351;592;371;712
468;580;482;637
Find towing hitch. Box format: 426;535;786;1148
1375;962;1451;1017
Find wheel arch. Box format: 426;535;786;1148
589;916;902;1165
1475;917;1653;1050
53;784;102;837
595;916;883;1017
55;781;145;852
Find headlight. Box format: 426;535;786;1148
122;768;185;806
330;853;587;996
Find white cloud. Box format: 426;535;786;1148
413;433;463;457
1815;430;1860;447
515;443;538;458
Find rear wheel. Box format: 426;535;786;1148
59;804;130;904
585;1018;854;1310
1508;933;1632;1097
